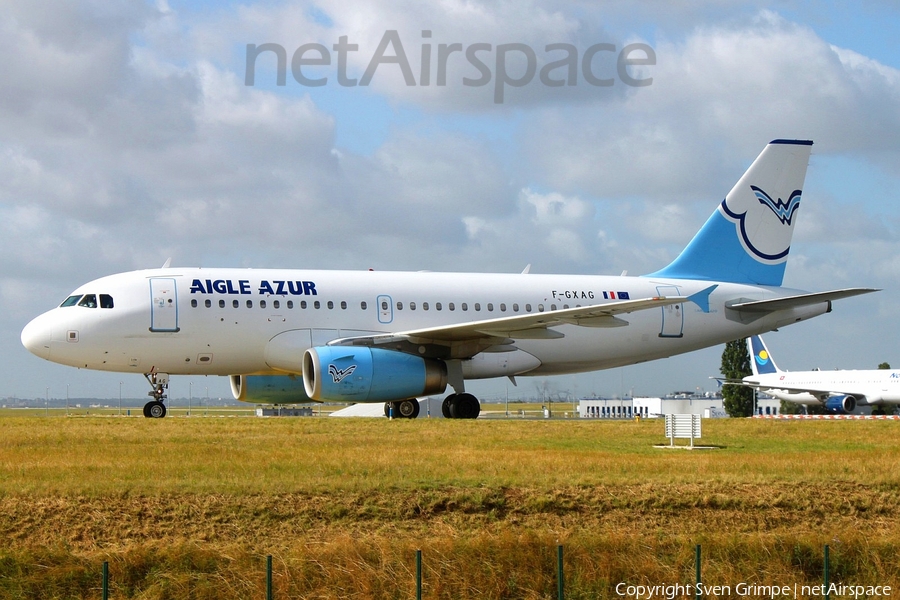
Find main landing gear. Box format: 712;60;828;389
142;371;169;418
382;394;482;419
384;399;421;419
441;393;481;419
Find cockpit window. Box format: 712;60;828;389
60;295;82;307
99;294;114;309
78;294;98;308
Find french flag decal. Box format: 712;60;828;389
603;291;630;300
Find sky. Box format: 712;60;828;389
2;0;899;403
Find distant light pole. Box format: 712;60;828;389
66;384;69;417
119;382;123;416
189;382;192;417
505;384;509;417
205;386;208;416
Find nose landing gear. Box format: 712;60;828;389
143;370;169;418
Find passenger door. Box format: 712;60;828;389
149;278;179;332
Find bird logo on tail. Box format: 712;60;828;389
751;186;802;226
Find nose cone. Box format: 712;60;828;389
21;314;52;360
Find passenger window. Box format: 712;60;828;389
205;299;211;308
60;295;82;307
381;301;388;310
487;303;493;312
513;303;519;312
78;294;97;308
100;294;114;309
448;302;455;311
461;303;468;311
314;301;321;309
436;302;442;311
500;303;506;312
396;302;403;310
301;300;307;309
219;299;225;308
410;302;416;310
327;301;334;309
232;299;239;308
551;304;557;311
247;300;253;308
423;302;429;311
260;300;267;309
191;299;198;308
361;301;367;310
474;303;481;311
538;304;544;312
526;304;532;312
287;300;294;309
273;300;280;309
341;301;347;310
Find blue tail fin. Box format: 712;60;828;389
748;335;780;375
645;139;812;286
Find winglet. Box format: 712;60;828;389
688;284;718;313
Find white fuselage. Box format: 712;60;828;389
22;267;829;382
746;370;900;405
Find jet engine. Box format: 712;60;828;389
230;374;314;404
824;394;857;414
303;346;447;402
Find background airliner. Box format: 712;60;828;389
744;335;899;413
21;140;876;418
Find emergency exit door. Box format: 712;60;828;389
656;285;683;338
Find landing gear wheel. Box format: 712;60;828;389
442;394;456;418
397;399;420;419
144;401;167;419
142;371;169;419
449;393;480;419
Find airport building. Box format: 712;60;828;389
578;392;782;418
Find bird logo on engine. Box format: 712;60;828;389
328;364;357;383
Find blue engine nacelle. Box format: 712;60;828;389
302;346;447;402
230;375;314;404
824;394;857;414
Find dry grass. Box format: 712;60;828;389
1;416;900;598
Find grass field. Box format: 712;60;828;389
1;414;899;598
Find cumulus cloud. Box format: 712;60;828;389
520;11;900;200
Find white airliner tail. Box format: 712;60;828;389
647;140;812;286
748;335;781;376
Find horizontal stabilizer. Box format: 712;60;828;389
728;288;878;313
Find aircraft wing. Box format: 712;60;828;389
741;377;873;403
728;288;878;313
713;377;825;399
743;379;827;396
328;294;692;359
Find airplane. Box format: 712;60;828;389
21;139;877;419
742;335;900;414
